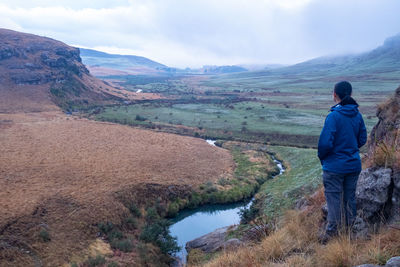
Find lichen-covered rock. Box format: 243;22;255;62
356;168;392;220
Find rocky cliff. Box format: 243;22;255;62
353;86;400;234
0;28;134;113
368;86;400;170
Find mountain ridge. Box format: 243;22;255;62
0;28;154;113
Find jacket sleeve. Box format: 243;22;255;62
318;113;336;161
358;115;367;148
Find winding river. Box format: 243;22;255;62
169;140;285;262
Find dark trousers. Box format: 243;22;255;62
322;170;360;234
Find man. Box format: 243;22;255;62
318;81;367;243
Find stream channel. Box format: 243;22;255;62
169;140;285;262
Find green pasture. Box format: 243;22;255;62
93;66;399;146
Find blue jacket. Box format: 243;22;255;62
318;104;367;173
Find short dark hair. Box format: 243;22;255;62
334;81;352;100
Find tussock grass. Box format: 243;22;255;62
316;236;358;266
197;190;400;267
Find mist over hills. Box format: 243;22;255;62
80;32;400;79
80;48;249;76
261;32;400;76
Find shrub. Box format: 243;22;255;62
129;204;141;217
140;219;180;255
239;205;260;223
39;229;51;242
188;192;202;208
108;229;123;241
167;201;180;217
135;114;147;121
145;207;160;223
123;216;138;230
107;262;119;267
111;238;133;252
84;255;106;267
205;181;217;193
98;222;114;235
218;177;230;186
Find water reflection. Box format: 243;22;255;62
169;199;252;260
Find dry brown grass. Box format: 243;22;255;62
0;111;234;266
316;235;358;266
199;189;400;267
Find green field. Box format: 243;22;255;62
89;39;400;147
92;71;396;147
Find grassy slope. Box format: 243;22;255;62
259;146;322;217
194;144;400;266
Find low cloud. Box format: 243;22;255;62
0;0;399;68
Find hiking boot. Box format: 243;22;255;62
318;231;337;245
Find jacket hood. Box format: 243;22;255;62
330;104;359;117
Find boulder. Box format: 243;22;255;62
186;226;229;253
356;168;392;221
353;256;400;267
185;226;238;253
385;256;400;267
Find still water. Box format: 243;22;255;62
169;199;252;260
169;140;285;262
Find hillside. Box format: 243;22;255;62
80;48;166;69
241;32;400;77
80;48;173;76
0;28;157;113
0;29;235;266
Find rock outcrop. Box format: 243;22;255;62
368;86;400;171
185;226;241;254
0;28;133;112
356;168;393;221
352;86;400;236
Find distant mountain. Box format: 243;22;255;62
201;65;247;74
0;28;136;112
79;48;168;75
80;48;249;76
239;63;286;71
273;33;400;75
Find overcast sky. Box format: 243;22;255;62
0;0;399;68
